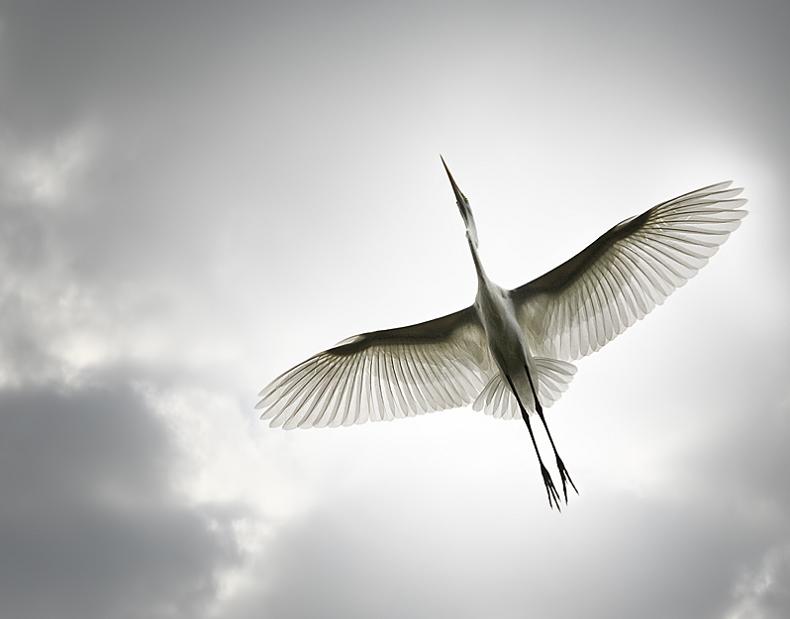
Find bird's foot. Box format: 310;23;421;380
555;455;579;504
540;463;562;511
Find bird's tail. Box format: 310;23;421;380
473;358;577;419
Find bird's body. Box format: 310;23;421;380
474;276;534;408
478;281;530;382
469;211;538;411
258;158;747;509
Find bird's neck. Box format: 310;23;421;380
467;233;490;288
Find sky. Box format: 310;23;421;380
0;1;789;618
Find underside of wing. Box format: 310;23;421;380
510;182;747;360
257;307;492;428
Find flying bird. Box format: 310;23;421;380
257;158;747;510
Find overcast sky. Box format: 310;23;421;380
1;1;789;618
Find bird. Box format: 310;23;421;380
257;158;747;510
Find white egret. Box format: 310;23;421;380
257;158;747;510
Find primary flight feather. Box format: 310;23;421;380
258;159;747;510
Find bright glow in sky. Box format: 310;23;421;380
1;2;789;618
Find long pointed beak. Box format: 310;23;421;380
440;155;468;205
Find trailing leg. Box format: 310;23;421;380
504;374;562;511
525;364;578;502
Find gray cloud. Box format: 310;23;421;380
0;374;245;619
733;544;790;619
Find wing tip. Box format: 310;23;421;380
710;180;734;192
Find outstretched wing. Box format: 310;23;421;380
257;307;491;428
510;181;747;361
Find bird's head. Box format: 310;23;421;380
440;155;479;248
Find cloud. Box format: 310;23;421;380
727;544;790;619
0;374;246;619
0;124;100;207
